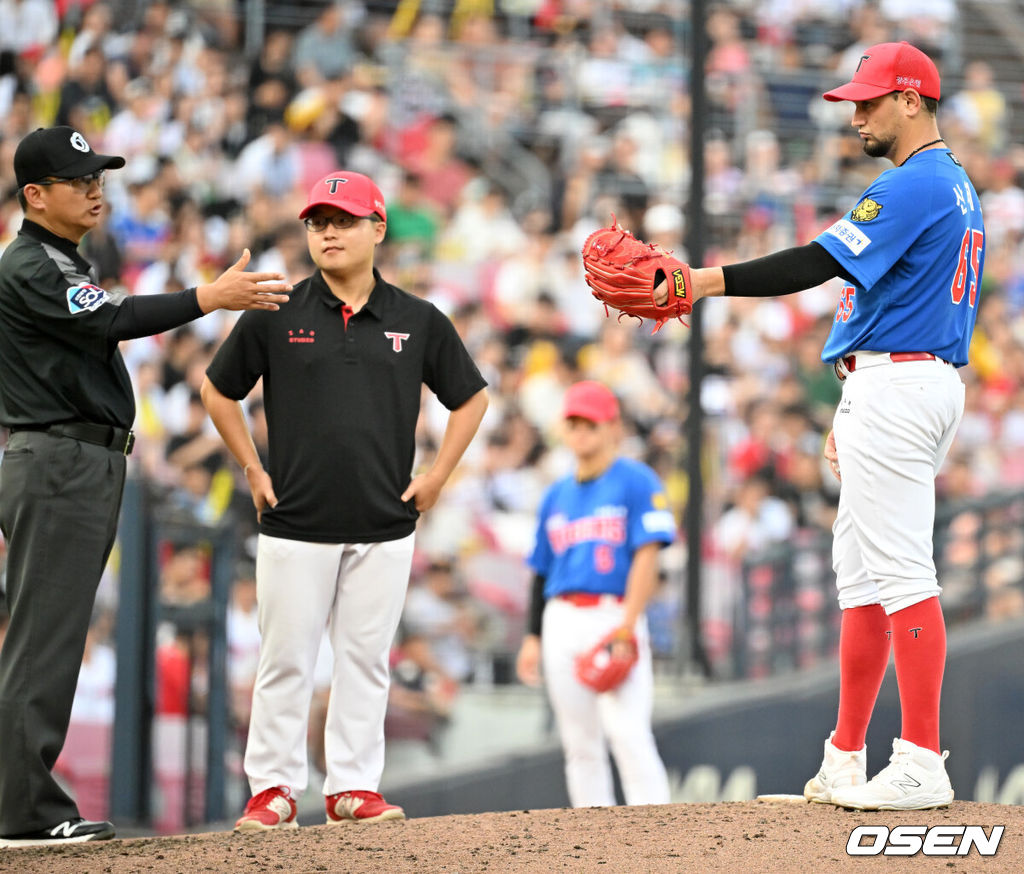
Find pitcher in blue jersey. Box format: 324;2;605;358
515;380;675;807
648;42;982;810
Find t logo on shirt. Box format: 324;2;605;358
385;332;410;352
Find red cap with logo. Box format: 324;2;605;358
823;41;941;103
563;381;620;423
299;171;387;222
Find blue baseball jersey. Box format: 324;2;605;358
817;148;984;367
528;457;676;599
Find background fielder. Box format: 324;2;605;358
516;380;674;808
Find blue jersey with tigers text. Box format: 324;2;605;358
816;148;984;367
528;457;676;599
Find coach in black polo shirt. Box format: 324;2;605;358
202;171;488;830
0;126;291;848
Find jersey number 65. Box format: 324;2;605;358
951;229;984;307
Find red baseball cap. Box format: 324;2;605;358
563;381;620;423
823;41;941;103
299;171;387;222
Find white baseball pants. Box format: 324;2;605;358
244;532;415;796
832;355;965;614
541;596;670;807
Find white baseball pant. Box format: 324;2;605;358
832;355;965;614
541;596;670;807
244;532;414;796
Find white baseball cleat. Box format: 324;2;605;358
831;737;954;810
803;731;866;804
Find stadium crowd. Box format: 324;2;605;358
2;0;1024;825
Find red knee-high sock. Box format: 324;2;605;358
891;596;946;754
833;604;892;752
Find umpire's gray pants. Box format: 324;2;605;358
0;430;125;835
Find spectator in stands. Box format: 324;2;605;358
714;472;796;562
248;30;297;137
402;113;475;218
385;621;457;750
403;557;480;684
55;42;115;131
292;2;356;86
226;564;259;735
948;60;1009;153
109;163;172;290
0;0;57;59
383;171;440;259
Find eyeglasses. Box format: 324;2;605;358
303;213;370;233
34;170;106;192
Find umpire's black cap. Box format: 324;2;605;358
14;126;125;188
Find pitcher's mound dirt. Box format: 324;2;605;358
1;800;1022;873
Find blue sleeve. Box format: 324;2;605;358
625;464;676;550
816;168;933;290
527;487;555;575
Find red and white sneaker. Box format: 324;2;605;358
326;790;405;824
234;786;298;831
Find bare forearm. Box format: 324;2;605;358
199;377;261;471
691;266;726;300
429;389;488;482
621;542;661;629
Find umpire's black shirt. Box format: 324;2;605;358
0;220;134;427
206;268;487;544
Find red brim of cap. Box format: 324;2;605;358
298;200;380;219
563;404;616;422
822;82;894;102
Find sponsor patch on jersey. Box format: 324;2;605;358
66;283;110;313
642;509;675;534
825;219;871;255
850;198;882;222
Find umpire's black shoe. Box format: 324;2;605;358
0;817;115;847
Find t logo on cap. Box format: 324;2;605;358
299;171;387;223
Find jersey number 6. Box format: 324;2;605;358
951;229;983;307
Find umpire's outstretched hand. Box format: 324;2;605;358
196;248;292;313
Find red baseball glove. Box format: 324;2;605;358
581;215;692;334
574;627;638;693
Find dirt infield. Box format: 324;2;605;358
1;800;1021;873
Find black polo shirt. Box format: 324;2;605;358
0;220;134;427
206;268;487;544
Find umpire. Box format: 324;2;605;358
0;126;291;848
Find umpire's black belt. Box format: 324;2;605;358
11;421;135;456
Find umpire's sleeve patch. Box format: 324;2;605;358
67;283;110;313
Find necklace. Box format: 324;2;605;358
899;138;944;166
